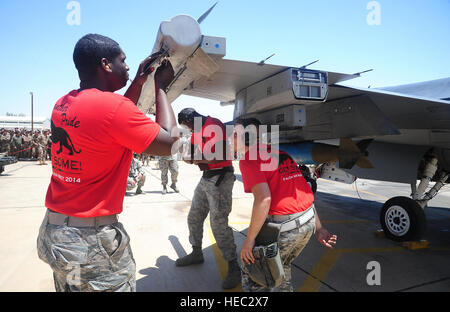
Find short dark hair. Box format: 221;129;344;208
233;117;261;128
178;108;200;125
73;34;122;74
234;117;261;146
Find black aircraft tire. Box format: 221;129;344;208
380;196;426;242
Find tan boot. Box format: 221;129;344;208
222;259;241;289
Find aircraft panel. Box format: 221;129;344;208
343;142;429;183
328;85;450;131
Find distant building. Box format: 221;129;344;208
0;116;50;130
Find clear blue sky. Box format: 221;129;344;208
1;0;449;122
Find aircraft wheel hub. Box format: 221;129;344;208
385;206;410;236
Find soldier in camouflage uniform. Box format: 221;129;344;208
47;131;53;160
37;130;50;165
234;118;337;292
31;130;40;159
10;131;23;157
137;153;149;166
0;129;11;155
22;130;33;159
20;130;28;159
127;157;146;194
159;154;179;194
177;108;240;290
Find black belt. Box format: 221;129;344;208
202;166;234;186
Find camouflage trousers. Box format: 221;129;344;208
0;143;10;155
188;171;237;261
37;210;136;292
159;158;178;186
38;145;47;162
127;175;146;191
31;146;39;159
22;144;32;158
242;216;316;292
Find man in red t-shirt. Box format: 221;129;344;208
176;108;240;290
37;34;179;292
233;118;337;292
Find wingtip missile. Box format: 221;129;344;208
137;12;225;114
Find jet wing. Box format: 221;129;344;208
327;84;450;131
180;58;360;105
172;55;450;140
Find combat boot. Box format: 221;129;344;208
135;186;143;195
175;246;204;266
222;259;241;289
162;185;167;195
170;183;179;193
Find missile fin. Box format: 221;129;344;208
356;156;374;169
197;2;218;24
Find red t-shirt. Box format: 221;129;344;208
239;145;314;215
190;116;232;170
45;89;161;218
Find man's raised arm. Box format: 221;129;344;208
143;60;180;156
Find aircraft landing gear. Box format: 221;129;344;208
380;196;426;241
380;153;449;242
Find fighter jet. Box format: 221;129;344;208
137;6;450;242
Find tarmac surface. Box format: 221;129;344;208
0;160;449;292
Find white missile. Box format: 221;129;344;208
137;13;225;115
152;15;202;71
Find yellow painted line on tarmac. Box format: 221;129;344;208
297;246;405;292
339;247;405;254
207;227;243;292
297;248;341;292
